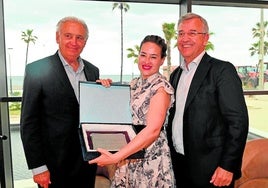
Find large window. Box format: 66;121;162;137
4;0;180;86
3;1;180;187
193;5;268;138
2;1;268;187
193;5;268;92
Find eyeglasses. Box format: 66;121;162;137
177;31;207;38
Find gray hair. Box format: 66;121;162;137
56;16;89;39
178;13;209;33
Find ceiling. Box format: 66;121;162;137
79;0;181;4
79;0;268;8
193;0;268;8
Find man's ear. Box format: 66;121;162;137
56;32;60;44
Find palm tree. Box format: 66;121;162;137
249;9;268;89
127;44;140;79
112;2;130;83
162;23;177;78
126;44;140;64
205;32;215;51
21;29;38;67
127;24;215;80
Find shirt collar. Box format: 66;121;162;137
181;51;205;71
58;51;84;72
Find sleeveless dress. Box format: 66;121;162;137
111;73;176;188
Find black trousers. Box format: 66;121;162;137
37;163;97;188
171;151;234;188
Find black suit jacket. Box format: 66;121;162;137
20;52;99;187
167;53;249;186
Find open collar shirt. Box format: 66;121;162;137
172;51;205;155
58;51;87;103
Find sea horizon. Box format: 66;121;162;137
7;74;139;91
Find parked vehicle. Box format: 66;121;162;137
236;65;258;88
236;62;268;88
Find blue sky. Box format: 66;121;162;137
3;0;268;77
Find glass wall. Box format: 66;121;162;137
4;0;180;88
3;0;268;187
3;0;180;187
193;5;268;138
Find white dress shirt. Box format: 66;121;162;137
172;51;205;154
59;51;87;102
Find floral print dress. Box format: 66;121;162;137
111;73;176;188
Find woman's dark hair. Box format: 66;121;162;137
139;35;167;58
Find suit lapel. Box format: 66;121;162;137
49;52;76;96
185;53;213;109
170;66;183;93
83;63;93;81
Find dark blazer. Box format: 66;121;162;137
167;53;249;187
20;52;99;188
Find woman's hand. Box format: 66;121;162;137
96;79;112;87
88;148;119;166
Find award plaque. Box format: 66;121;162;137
79;82;144;160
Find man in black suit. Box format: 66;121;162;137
167;13;249;188
20;16;101;188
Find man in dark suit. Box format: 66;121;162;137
20;16;101;188
167;13;249;188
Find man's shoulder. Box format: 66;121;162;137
25;53;59;77
83;59;99;71
204;53;234;69
203;54;238;78
28;53;58;67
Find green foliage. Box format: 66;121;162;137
205;32;215;51
249;20;268;57
21;29;38;44
162;22;177;77
112;2;130;83
162;23;176;41
249;41;268;57
8;91;22;111
248;9;268;89
11;91;21;96
21;29;38;66
127;22;216;79
112;2;130;12
9;102;21;111
127;45;140;64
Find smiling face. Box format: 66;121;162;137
56;20;87;63
177;17;209;64
138;42;165;79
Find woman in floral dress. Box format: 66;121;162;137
89;35;176;188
